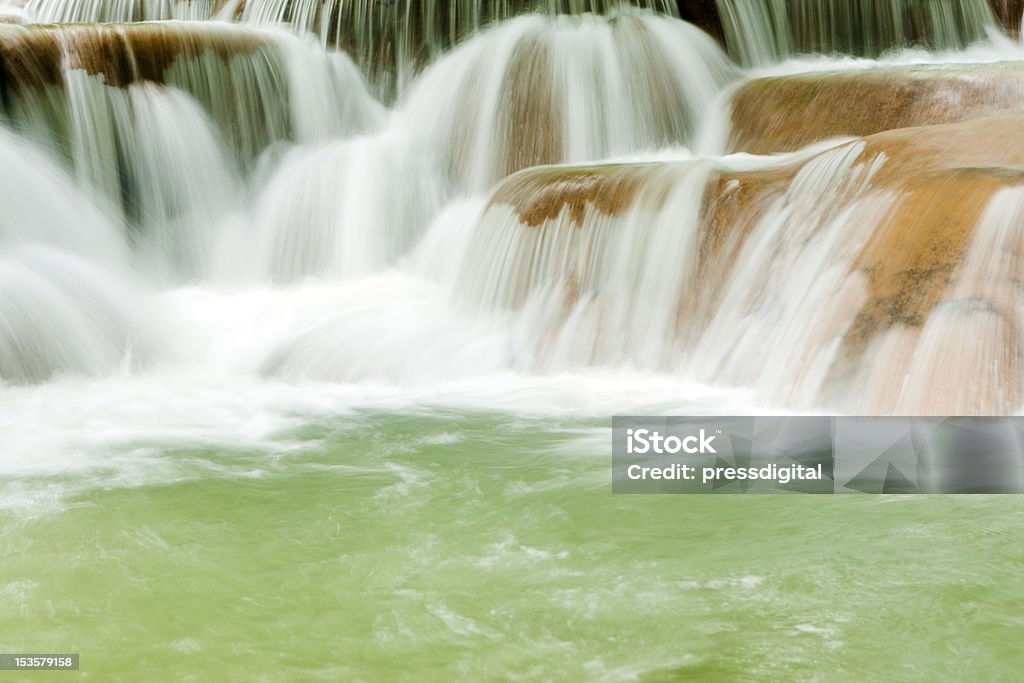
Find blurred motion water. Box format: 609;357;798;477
1;1;1024;680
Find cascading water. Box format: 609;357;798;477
453;162;714;371
3;4;1024;678
20;0;678;97
239;130;446;283
0;5;742;391
235;1;678;52
401;10;733;192
1;3;1023;405
0;22;381;279
0;128;149;382
716;0;1000;65
456;113;1024;414
238;0;681;95
195;9;733;285
23;0;216;22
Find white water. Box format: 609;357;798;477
455;162;713;371
0;129;151;383
402;11;733;192
0;22;382;279
458;138;1024;413
0;12;732;376
2;8;1024;490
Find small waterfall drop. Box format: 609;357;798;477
240;129;446;283
235;0;679;96
455;162;712;372
24;0;216;23
0;23;381;163
402;10;734;193
449;111;1024;413
19;0;680;98
0;22;382;279
0;129;150;382
716;0;1000;65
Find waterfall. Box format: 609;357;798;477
716;0;999;65
217;8;732;286
402;10;733;193
0;129;150;382
893;186;1024;413
239;0;679;95
239;130;446;283
19;0;678;97
0;0;26;22
454;162;712;371
451;110;1024;413
0;22;382;278
0;0;1022;414
0;23;381;161
24;0;216;23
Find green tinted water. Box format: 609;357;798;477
1;412;1022;681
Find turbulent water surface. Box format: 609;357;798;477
3;400;1024;681
2;0;1024;680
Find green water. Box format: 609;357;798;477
2;412;1022;681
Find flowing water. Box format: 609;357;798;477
715;0;999;64
1;2;1024;681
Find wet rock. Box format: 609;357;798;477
484;114;1024;412
674;0;723;42
0;23;267;92
729;63;1024;154
495;165;648;228
989;0;1024;33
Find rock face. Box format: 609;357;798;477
988;0;1024;32
674;0;723;41
728;64;1024;155
470;113;1024;413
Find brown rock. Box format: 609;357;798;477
0;24;266;92
990;0;1024;34
486;113;1024;412
729;63;1024;155
494;164;649;228
715;116;1024;410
